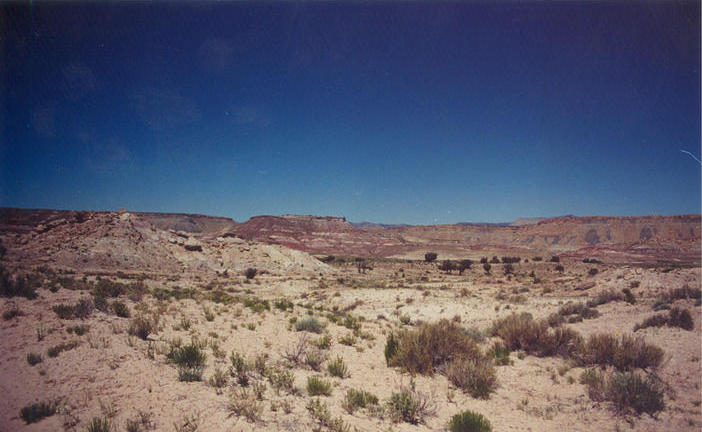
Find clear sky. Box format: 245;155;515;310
1;1;700;224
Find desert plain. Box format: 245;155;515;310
0;208;700;432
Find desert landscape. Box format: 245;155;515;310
0;208;700;432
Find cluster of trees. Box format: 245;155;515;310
438;259;473;275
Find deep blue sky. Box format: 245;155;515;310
1;1;700;224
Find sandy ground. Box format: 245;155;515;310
1;259;700;431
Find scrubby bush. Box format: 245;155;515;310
47;341;78;358
445;358;497;399
424;252;437;263
167;342;207;382
581;369;664;416
386;319;481;375
490;313;551;355
622;288;636;304
307;376;333;396
384;333;398;365
327;356;350;378
387;387;436;424
0;270;38;299
27;352;42;366
580;334;663;371
487;341;512;366
128;315;154;340
229;388;262;422
588;268;599;276
295;317;325;334
20;401;57;424
633;314;668;332
448;410;492;432
3;307;22;320
668;307;694;330
245;268;257;279
112;300;130;318
550;256;560;263
342;389;379;414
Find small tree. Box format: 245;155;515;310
503;264;513;275
555;265;564;273
245;268;257;279
439;260;456;274
424;253;438;263
457;260;472;275
483;263;491;274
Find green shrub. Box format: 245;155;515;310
167;342;207;382
388;319;481;375
445;358;497;399
342;389;379;414
20;400;57;424
112;300;130;318
307;376;333;396
27;352;42;366
295;317;325;334
327;356;350;378
448;410;492;432
490;313;551;356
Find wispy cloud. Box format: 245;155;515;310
131;87;201;131
77;132;132;173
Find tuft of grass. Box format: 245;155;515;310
307;398;351;432
327;356;350;378
386;386;436;425
86;416;112;432
26;352;42;366
448;410;493;432
342;389;379;414
20;400;57;424
295;317;325;334
307;376;333;396
267;367;295;394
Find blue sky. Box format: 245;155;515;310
1;1;700;224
